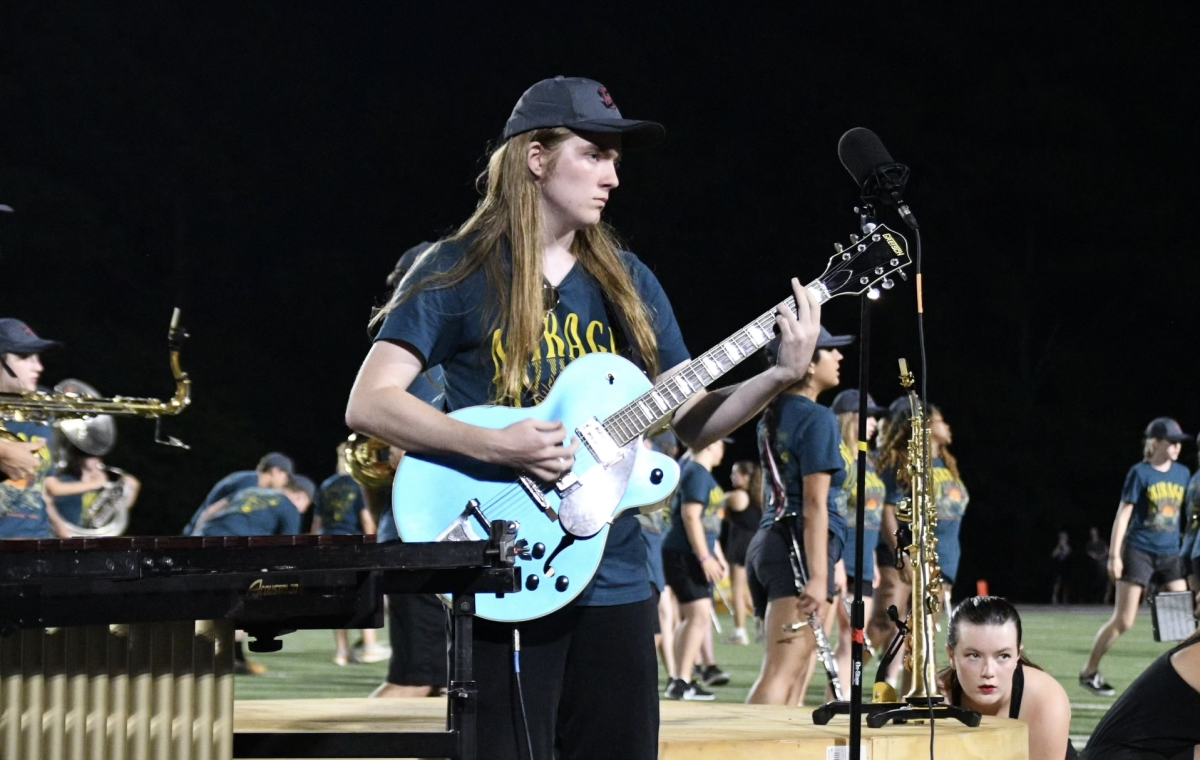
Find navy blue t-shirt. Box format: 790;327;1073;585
663;460;724;556
0;420;56;539
756;395;847;544
315;474;366;536
882;456;969;582
182;470;259;535
1122;461;1189;555
197;487;302;537
50;474;99;526
1181;471;1200;561
375;239;690;606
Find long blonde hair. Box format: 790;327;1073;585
374;128;661;406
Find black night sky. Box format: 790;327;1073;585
2;4;1196;601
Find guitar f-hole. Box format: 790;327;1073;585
543;534;575;577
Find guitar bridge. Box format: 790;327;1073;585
518;476;558;522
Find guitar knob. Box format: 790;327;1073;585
526;575;540;591
650;468;664;485
531;542;546;560
555;576;570;592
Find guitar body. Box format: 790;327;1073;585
393;353;681;622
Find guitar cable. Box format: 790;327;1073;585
513;628;536;760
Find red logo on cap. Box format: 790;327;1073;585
20;324;35;337
597;86;617;110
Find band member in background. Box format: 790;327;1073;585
746;327;851;706
938;597;1075;760
315;443;390;666
868;399;909;671
1080;417;1191;696
1182;433;1200;600
877;400;969;616
0;319;69;539
366;241;452;700
182;452;294;534
345;76;821;759
662;438;728;700
194;474;315;674
45;442;141;528
720;460;763;646
193;475;314;538
829;389;886;692
639;428;680;687
1085;627;1200;760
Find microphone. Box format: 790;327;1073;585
837;128;918;229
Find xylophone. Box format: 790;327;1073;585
0;524;519;760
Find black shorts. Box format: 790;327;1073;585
876;541;896;573
650;584;661;634
746;523;843;619
386;593;449;687
1120;543;1185;588
663;548;713;604
723;523;756;566
1193;555;1200;581
845;575;875;599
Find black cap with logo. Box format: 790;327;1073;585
503;76;665;150
0;319;61;355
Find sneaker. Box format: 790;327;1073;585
722;629;750;645
1079;671;1116;696
333;651;350;666
681;681;716;701
234;660;268;676
700;664;730;687
354;644;392;664
665;678;688;700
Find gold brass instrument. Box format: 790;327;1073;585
893;358;942;703
0;309;190;435
344;433;395;490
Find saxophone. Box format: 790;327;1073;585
0;309;191;430
893;358;944;703
1;309;191;533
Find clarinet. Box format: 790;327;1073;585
780;513;843;701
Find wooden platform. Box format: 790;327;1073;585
235;698;1028;760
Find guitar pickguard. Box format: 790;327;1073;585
557;439;640;538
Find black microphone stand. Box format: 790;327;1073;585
811;204;903;756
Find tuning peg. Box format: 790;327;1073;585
897;270;908;281
867;287;881;300
849;234;860;244
833;242;844;254
881;278;895;290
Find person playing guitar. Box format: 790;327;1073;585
346;76;822;760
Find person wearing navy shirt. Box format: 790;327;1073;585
829;389;887;696
45;443;140;529
662;439;726;700
1181;433;1200;591
194;477;314;538
1080;417;1192;696
345;76;822;760
746;327;852;706
181;452;293;535
0;319;68;539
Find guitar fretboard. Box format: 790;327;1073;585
603;281;831;446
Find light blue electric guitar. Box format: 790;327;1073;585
393;226;911;621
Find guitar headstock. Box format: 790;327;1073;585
811;224;911;301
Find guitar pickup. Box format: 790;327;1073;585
554;472;581;498
577;418;624;467
518;475;558;522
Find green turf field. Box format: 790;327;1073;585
234;604;1176;746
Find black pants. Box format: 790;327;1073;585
474;597;659;760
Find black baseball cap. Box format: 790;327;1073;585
817;327;854;349
1145;417;1190;443
831;390;886;416
288;474;317;502
0;319;61;355
503;77;665;150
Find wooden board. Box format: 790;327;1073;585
235;698;1028;760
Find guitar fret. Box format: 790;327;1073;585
747;324;767;344
722;340;742;361
701;356;719;377
675;375;692;394
650;391;667;411
637;400;652;420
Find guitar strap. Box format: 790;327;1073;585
599;286;647;374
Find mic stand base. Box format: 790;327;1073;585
812;699;981;729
